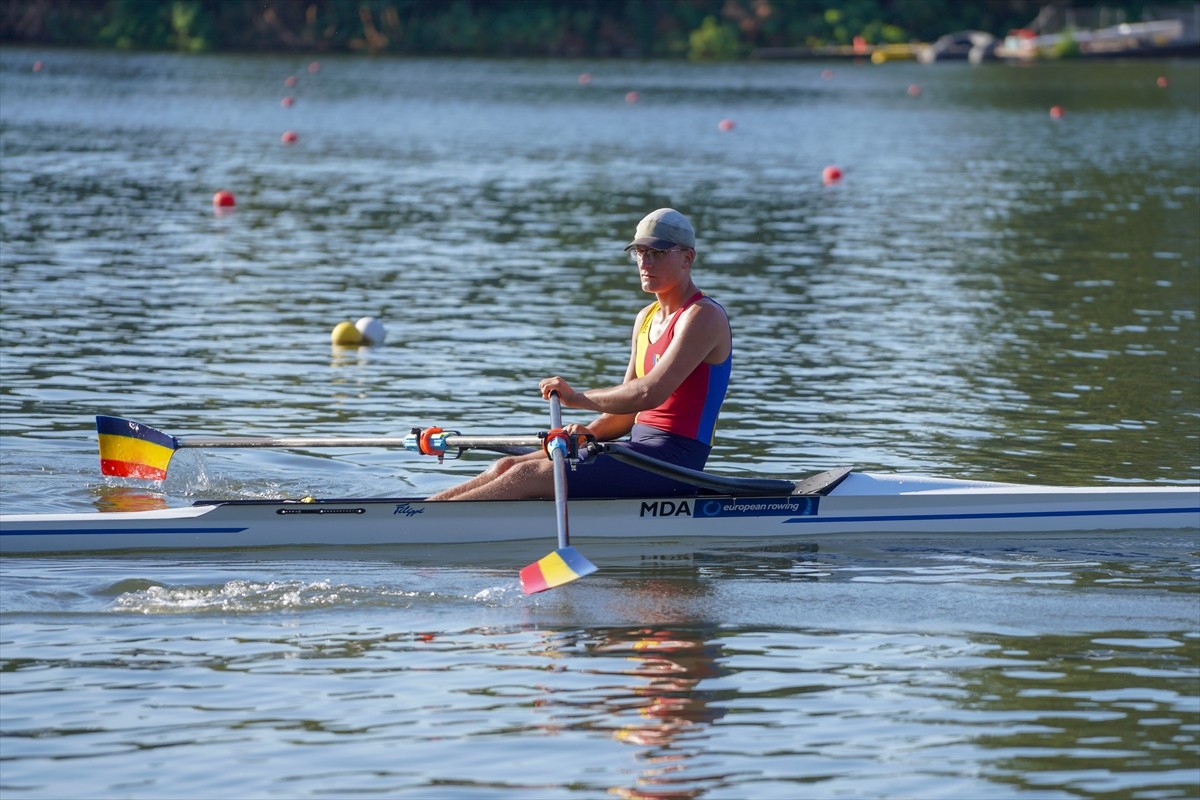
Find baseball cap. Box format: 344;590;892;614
624;208;695;251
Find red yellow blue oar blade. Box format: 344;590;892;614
96;416;178;481
520;546;598;594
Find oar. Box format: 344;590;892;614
518;393;598;594
95;415;544;481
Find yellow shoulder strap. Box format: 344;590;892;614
633;301;659;378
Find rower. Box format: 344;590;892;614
428;208;732;501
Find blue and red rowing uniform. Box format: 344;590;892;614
567;292;732;498
633;292;730;445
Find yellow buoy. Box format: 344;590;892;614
331;321;362;346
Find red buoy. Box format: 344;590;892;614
308;61;321;74
718;119;735;132
625;91;639;104
1156;76;1169;88
578;73;592;86
1049;105;1065;119
284;76;297;88
32;60;44;72
907;84;922;97
281;130;298;145
822;165;843;185
212;190;236;208
281;96;295;108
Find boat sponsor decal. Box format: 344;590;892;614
393;503;425;517
640;499;694;517
698;496;819;518
638;496;819;519
277;507;366;515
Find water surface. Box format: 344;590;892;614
1;49;1198;799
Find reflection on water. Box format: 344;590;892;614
90;484;169;512
963;631;1200;798
486;624;1196;799
598;628;731;800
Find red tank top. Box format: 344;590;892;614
633;293;731;445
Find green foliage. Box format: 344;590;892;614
97;0;171;50
688;16;742;61
0;0;1167;57
170;1;210;52
92;0;211;51
862;21;907;44
1050;29;1082;59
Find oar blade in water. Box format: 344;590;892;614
519;546;597;594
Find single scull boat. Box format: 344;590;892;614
1;417;1196;564
3;468;1196;555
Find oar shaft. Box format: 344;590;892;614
177;436;409;449
173;434;545;451
548;394;570;550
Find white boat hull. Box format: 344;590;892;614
2;472;1197;555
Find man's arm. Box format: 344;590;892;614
547;301;729;416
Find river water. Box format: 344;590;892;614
1;48;1198;798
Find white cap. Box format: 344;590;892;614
624;208;695;251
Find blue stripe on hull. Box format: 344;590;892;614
785;507;1200;525
1;527;248;537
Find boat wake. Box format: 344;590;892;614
109;579;424;614
104;577;536;614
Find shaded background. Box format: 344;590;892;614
0;0;1181;57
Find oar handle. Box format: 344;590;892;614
548;391;563;429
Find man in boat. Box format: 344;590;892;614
429;208;732;501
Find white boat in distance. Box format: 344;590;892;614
3;467;1197;555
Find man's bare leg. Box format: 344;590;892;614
427;452;556;501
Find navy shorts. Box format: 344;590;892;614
564;424;711;499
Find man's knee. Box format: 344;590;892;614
487;455;530;474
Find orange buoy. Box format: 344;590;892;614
1156;76;1169;88
1049;105;1065;119
281;130;298;145
625;91;639;104
718;119;735;132
822;165;843;185
212;190;236;208
281;96;295;108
